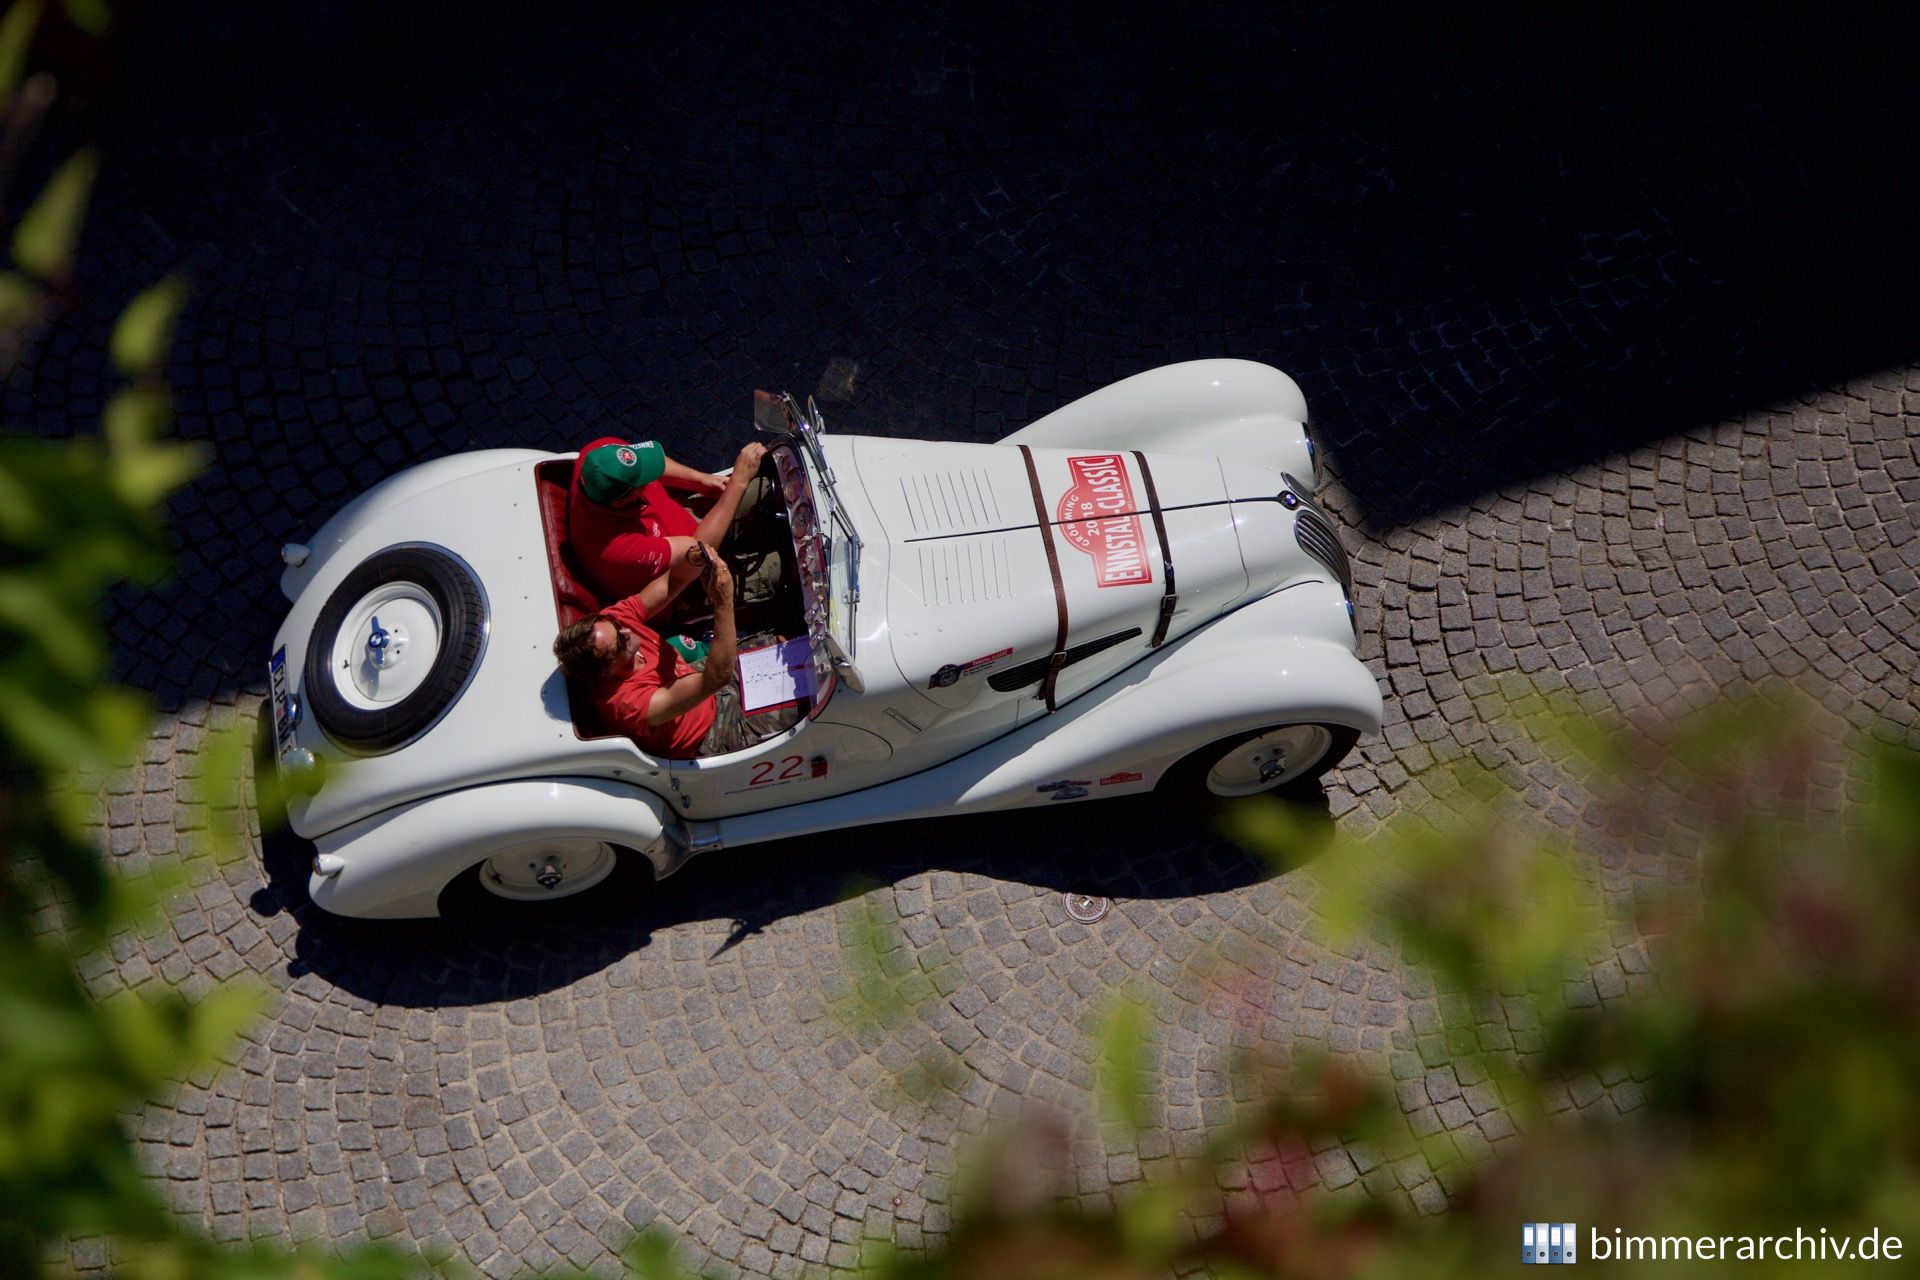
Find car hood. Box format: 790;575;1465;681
844;437;1337;707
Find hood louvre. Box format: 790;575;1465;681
897;468;1006;536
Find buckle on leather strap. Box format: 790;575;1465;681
1151;593;1179;647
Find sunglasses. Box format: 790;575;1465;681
595;620;645;664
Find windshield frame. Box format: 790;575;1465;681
773;394;860;650
767;393;863;712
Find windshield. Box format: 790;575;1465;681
769;395;861;707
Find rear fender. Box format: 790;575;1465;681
308;777;670;919
281;449;553;601
996;359;1316;485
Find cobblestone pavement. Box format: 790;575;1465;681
25;4;1918;1276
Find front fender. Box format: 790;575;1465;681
996;359;1316;486
714;582;1380;849
308;777;670;919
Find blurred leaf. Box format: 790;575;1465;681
0;676;112;773
1090;993;1154;1136
0;270;41;331
104;387;207;508
110;275;189;376
0;453;47;541
13;148;97;280
625;1228;710;1280
0;569;104;679
0;1;39;103
1862;738;1920;862
187;718;257;860
1220;793;1325;868
61;0;109;37
103;383;170;446
1113;1183;1187;1266
180;983;271;1065
835;888;912;1032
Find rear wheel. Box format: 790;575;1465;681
1165;722;1359;800
475;838;619;903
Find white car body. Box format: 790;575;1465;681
267;359;1383;919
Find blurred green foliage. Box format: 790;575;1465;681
829;888;968;1114
838;691;1920;1278
0;4;442;1277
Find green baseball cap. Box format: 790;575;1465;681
579;440;667;506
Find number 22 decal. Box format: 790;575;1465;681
749;755;805;785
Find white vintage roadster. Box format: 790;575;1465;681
266;359;1383;919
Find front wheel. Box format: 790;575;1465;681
1165;723;1359;800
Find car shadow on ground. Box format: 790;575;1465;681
254;768;1337;1008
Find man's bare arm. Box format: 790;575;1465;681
631;538;707;618
659;454;725;496
644;550;737;729
644;668;717;727
700;554;739;687
690;442;768;550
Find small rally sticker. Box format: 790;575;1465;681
929;647;1013;689
616;446;638;466
1057;454;1152;587
1098;771;1143;786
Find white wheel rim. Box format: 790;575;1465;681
329;582;443;711
478;840;618;902
1205;725;1335;797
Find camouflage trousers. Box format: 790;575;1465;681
693;628;805;757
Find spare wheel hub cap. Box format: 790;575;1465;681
331;583;443;710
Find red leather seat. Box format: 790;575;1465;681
535;460;612;739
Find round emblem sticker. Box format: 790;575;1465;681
616;447;637;466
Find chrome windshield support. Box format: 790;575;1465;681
778;391;862;647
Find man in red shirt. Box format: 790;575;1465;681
552;547;798;758
567;436;769;605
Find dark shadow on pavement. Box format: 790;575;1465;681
262;784;1335;1009
10;3;1914;714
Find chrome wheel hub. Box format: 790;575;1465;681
1206;724;1335;797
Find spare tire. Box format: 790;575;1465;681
303;544;487;753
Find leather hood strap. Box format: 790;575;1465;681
1131;450;1178;647
1018;445;1070;713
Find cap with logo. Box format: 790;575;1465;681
579;440;667;506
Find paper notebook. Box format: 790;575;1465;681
737;637;817;713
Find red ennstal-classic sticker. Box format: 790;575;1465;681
1056;454;1152;587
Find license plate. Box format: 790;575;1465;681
268;647;296;755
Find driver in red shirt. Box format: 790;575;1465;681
567;436;768;603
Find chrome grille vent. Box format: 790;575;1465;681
1293;507;1352;595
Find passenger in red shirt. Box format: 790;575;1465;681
567;435;768;605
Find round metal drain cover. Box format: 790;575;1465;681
1064;893;1110;924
